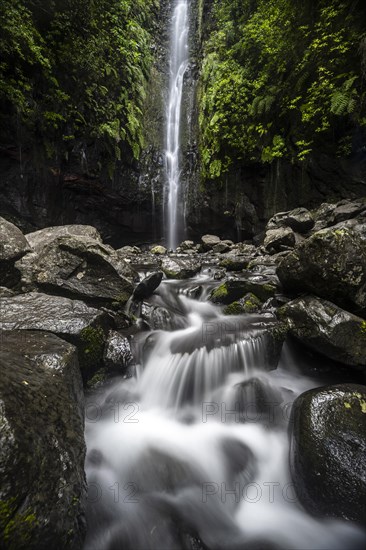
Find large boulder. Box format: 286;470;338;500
16;235;135;304
26;225;102;250
290;384;366;524
263;227;296;254
219;251;251;271
201;234;221;250
0;292;111;379
162;257;201;279
0;217;30;287
279;296;366;368
0;330;86;549
133;272;163;301
267;207;314;233
210;276;278;305
277;225;366;315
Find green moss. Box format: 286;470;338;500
211;283;228;300
360;321;366;334
79;326;105;371
223;301;243;315
0;498;38;549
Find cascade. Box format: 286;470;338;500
165;0;190;250
84;274;366;550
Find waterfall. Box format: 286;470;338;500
165;0;190;250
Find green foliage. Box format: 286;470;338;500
199;0;366;180
0;0;159;170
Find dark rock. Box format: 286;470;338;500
278;296;366;368
103;330;132;372
26;224;102;250
277;225;366;315
212;242;231;254
0;217;30;287
16;235;135;304
0;292;110;380
0;330;86;549
234;376;284;426
219;252;251;271
162;257;202;279
263;227;296;254
133;271;163;300
267;207;314;233
290;384;366;524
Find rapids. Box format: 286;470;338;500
84;273;366;550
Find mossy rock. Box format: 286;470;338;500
290;384;366;524
210;279;277;305
223;293;262;315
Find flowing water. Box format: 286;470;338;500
165;0;190;250
84;273;366;550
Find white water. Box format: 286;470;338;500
165;0;189;250
84;276;366;550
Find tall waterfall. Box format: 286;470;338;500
165;0;190;250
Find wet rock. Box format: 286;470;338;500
312;198;366;231
187;285;203;300
201;234;221;250
263;227;296;254
162;257;202;279
213;242;231;254
16;235;135;305
179;240;195;251
277;225;366;315
0;330;86;549
128;252;162;272
290;384;366;524
151;245;167;255
278;296;366;368
267;207;314;233
0;217;30;287
26;224;102;250
219;252;251;271
117;245;141;255
103;330;132;372
133;271;163;300
210;276;278;305
0;292;110;380
223;293;262;315
234;376;284;426
0;286;15;297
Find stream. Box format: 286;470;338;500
83;272;366;550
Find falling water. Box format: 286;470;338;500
165;0;190;250
84;273;366;550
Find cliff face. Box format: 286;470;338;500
0;0;365;246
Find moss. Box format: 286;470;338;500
223;301;243;315
360;321;366;334
114;291;131;305
210;283;228;300
0;498;38;549
86;368;107;390
79;326;105;372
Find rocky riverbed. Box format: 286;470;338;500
1;197;366;548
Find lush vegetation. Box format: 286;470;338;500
199;0;366;180
0;0;159;172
